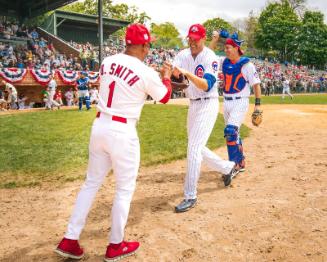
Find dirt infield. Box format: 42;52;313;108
0;103;326;262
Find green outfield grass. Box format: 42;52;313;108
218;94;327;104
0;105;250;188
251;94;327;104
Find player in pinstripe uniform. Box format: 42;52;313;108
173;24;240;213
209;30;262;186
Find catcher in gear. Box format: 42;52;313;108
170;73;189;91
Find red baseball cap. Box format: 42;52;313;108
187;24;206;40
225;38;244;55
125;23;154;45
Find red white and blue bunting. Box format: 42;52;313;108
0;67;27;83
57;70;79;84
88;71;100;83
30;68;53;85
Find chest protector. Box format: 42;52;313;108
222;57;250;94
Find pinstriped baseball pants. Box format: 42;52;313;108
184;98;235;200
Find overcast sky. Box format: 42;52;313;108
111;0;327;35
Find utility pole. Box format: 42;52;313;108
98;0;104;64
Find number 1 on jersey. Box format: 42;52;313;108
107;81;116;108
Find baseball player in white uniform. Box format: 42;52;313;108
281;76;294;99
64;88;74;106
2;80;18;109
55;23;173;261
209;30;262;185
48;75;60;109
173;24;240;213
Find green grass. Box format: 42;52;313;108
221;94;327;104
0;106;250;188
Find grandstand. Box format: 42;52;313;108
0;0;130;106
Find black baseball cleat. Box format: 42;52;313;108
223;165;241;187
175;199;197;213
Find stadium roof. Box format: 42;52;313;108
53;10;130;34
0;0;77;19
41;10;130;44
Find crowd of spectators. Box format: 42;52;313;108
0;21;87;71
253;59;327;94
0;19;326;111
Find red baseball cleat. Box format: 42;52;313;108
54;237;84;260
104;241;140;261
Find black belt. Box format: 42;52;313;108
224;96;242;101
190;97;213;101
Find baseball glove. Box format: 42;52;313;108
251;109;263;126
170;74;189;91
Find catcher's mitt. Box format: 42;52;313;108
170;74;189;91
251;109;263;126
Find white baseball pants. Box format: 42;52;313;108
49;90;60;107
65;113;139;244
223;98;249;128
184;98;235;200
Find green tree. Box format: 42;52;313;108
61;0;150;23
244;11;259;56
150;22;183;49
297;11;327;69
255;1;301;62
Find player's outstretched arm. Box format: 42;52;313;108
208;30;220;51
158;62;173;104
174;66;208;91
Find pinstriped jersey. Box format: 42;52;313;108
173;47;219;99
217;56;261;98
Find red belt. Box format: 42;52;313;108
96;112;127;124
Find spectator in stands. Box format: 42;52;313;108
3;24;13;39
39;37;47;48
16;58;24;68
90;49;97;71
30;28;39;40
80;47;89;69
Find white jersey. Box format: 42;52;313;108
173;47;219;99
65;91;74;100
282;79;290;89
90;88;99;99
218;56;261;98
97;53;168;120
5;83;17;95
48;79;57;91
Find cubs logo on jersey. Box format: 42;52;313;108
195;64;205;78
212;61;218;72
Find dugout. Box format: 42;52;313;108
41;10;129;45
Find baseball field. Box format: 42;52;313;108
0;94;326;261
